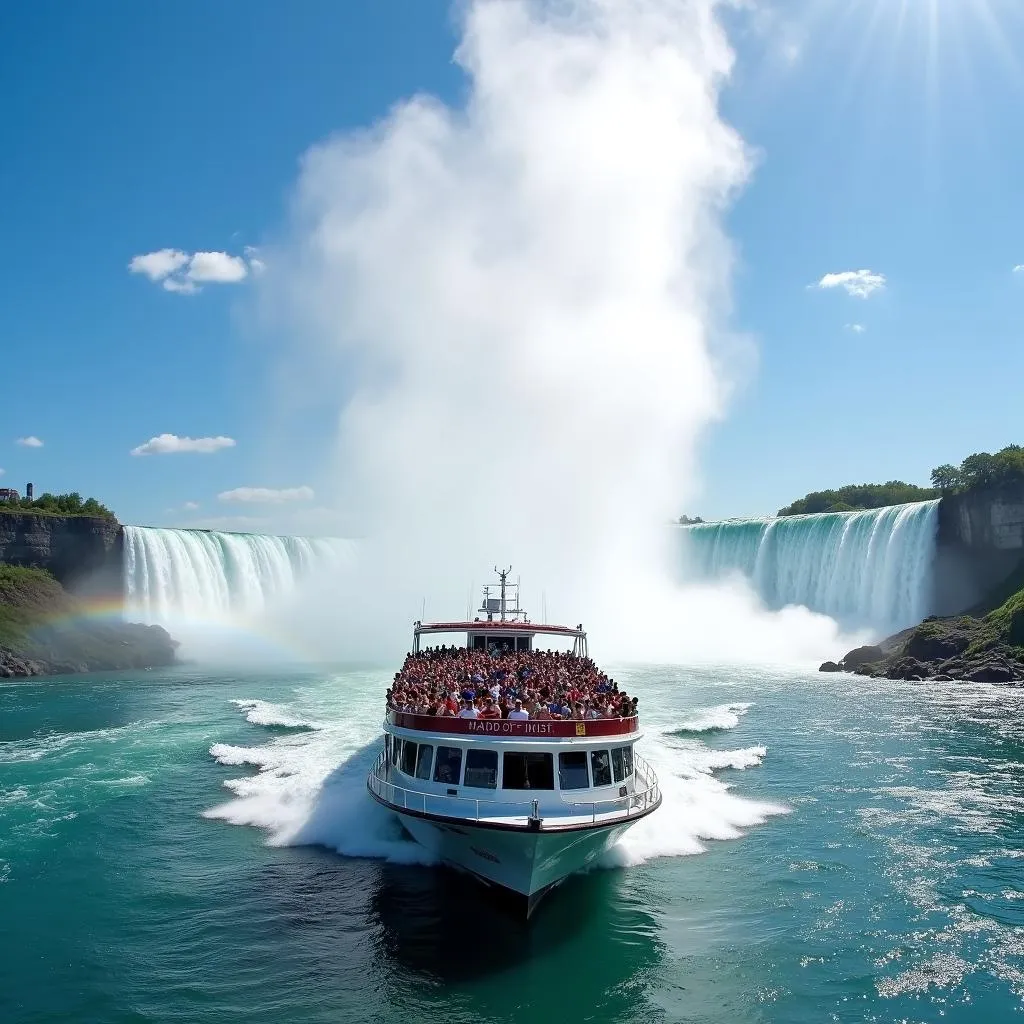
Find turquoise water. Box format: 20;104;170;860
3;664;1024;1023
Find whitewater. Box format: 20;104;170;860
204;666;784;868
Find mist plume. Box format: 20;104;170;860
260;0;849;663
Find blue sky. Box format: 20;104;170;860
2;0;1023;526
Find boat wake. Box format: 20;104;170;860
666;702;753;735
229;699;320;731
206;686;786;875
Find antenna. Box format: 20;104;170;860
421;596;426;621
494;564;511;622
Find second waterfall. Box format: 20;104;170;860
679;501;940;634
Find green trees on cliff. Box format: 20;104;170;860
777;481;939;517
776;443;1024;517
0;491;116;520
930;445;1024;495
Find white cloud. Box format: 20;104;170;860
1013;265;1024;274
845;323;866;334
128;248;256;293
130;433;237;456
183;501;200;510
128;248;189;282
188;251;248;283
814;269;886;298
16;436;43;448
163;278;198;295
244;246;267;274
217;486;315;504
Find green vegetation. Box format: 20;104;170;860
0;565;68;649
0;491;116;521
677;515;704;525
778;481;938;517
983;583;1024;650
781;443;1024;518
0;565;176;676
930;444;1024;495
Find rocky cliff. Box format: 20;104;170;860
0;512;123;598
932;485;1024;615
0;564;176;678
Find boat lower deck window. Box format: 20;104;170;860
390;736;400;767
433;746;463;785
415;744;434;780
400;740;417;776
558;751;590;790
463;749;498;789
591;749;612;787
611;746;625;783
620;745;634;778
502;752;554;790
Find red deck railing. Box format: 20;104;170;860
386;709;639;738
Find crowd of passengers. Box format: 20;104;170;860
386;644;639;721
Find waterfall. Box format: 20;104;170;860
123;526;354;625
679;501;940;633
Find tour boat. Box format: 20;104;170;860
366;569;661;917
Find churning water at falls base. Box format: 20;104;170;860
4;663;1024;1024
679;500;940;634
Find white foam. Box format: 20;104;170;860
230;699;318;730
208;682;783;875
606;731;787;867
205;725;433;864
670;702;752;733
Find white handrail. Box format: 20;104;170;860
367;747;661;827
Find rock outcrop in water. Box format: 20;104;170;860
822;565;1024;684
0;565;176;678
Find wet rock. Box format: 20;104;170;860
842;645;884;670
818;661;842;673
964;662;1019;683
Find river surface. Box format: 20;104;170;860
3;663;1024;1023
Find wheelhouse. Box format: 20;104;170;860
411;568;589;657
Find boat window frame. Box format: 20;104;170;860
390;736;401;767
611;746;625;783
463;748;499;789
501;751;555;791
433;745;463;785
557;750;591;791
591;748;613;787
400;738;417;776
620;744;634;778
415;743;434;781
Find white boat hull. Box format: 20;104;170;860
395;810;636;914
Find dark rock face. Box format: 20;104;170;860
933;486;1024;616
0;513;123;596
902;625;970;662
835;616;1024;685
0;622;176;678
842;645;884;670
963;662;1017;684
818;661;842;673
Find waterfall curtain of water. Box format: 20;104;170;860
679;501;940;634
122;526;353;624
124;504;938;639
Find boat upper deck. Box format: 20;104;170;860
387;642;640;737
